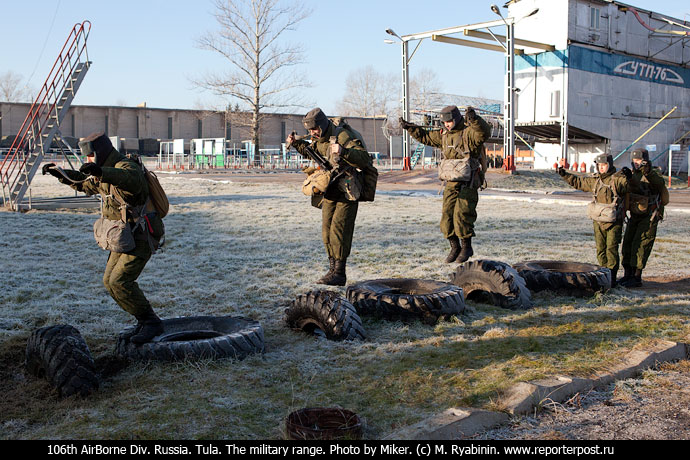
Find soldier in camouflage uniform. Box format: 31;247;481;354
558;154;629;287
42;132;164;343
400;106;491;263
286;108;371;286
620;148;669;287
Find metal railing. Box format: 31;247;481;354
0;21;91;209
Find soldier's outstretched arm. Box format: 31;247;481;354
99;162;146;194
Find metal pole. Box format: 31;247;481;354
402;40;410;170
504;20;516;171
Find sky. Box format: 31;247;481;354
1;0;689;116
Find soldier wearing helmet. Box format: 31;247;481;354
286;108;372;286
399;105;491;264
619;148;669;287
558;153;629;287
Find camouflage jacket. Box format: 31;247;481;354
407;116;491;189
60;149;161;256
293;122;370;203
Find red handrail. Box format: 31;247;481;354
0;21;91;198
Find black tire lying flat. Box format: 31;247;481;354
25;325;99;398
116;316;265;362
452;260;532;310
286;291;366;341
512;260;611;296
346;279;465;324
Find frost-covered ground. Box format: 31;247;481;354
1;173;689;439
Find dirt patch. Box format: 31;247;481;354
476;361;690;440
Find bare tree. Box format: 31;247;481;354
195;0;312;164
336;66;397;117
410;67;445;113
0;71;32;102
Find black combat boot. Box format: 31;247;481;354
317;257;336;284
318;259;347;286
445;236;461;263
610;269;618;288
619;265;633;285
455;238;474;263
120;322;144;341
621;269;642;288
130;312;164;344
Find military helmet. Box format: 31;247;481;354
630;148;650;161
79;132;113;166
303;107;330;133
439;105;462;123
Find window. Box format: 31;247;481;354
105;116;109;136
281;121;286;142
197;119;203;138
550;90;561;117
71;114;75;137
136;116;140;138
226;121;231;140
168;117;173;139
590;6;600;29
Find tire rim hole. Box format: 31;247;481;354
155;330;224;342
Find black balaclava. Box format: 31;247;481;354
79;132;113;166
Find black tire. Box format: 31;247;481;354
25;325;99;398
512;260;611;296
346;278;465;324
285;291;366;341
116;316;265;362
452;260;532;310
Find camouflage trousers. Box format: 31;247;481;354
103;250;153;318
593;221;623;271
441;184;478;239
622;214;658;270
321;199;359;260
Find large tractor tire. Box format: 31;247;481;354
285;290;366;341
116;316;265;362
452;260;532;310
512;260;611;296
346;278;465;324
25;325;99;398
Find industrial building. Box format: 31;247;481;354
508;0;689;172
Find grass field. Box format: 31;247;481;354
1;173;689;439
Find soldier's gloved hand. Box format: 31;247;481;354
42;163;61;178
621;166;632;179
79;162;102;178
399;117;414;130
330;143;343;164
557;167;567;177
465;107;477;122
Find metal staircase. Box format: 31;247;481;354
410;143;425;169
0;21;91;210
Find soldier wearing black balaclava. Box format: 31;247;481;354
400;105;491;264
620;148;669;287
42;132;164;343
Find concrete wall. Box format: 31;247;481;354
0;103;389;156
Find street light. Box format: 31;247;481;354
491;4;516;172
385;27;412;169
